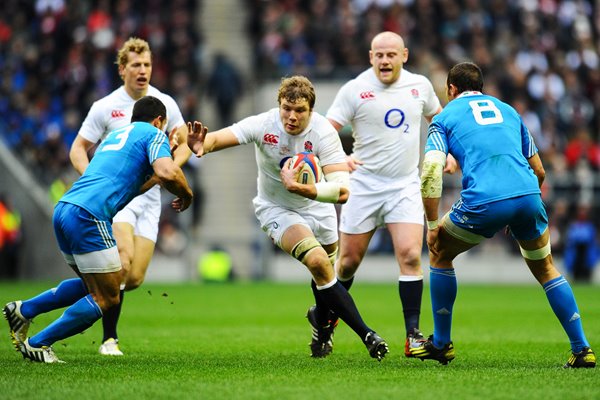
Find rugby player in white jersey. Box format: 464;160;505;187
323;31;456;357
186;76;388;360
69;37;191;356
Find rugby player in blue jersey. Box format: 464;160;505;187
411;62;595;368
3;96;193;363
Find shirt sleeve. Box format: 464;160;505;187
422;78;442;117
520;118;539;158
326;82;355;127
147;128;172;163
78;101;106;143
425;119;449;154
230;114;265;145
163;95;186;131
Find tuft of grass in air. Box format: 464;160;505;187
0;281;597;400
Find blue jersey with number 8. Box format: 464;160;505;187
425;92;540;206
61;121;172;220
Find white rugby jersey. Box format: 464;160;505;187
327;68;440;179
231;108;347;209
78;85;184;143
77;85;185;203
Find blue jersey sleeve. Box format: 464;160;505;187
425;120;449;154
147;128;172;163
520;119;538;159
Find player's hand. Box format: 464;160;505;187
168;126;179;154
444;154;460;174
426;228;441;253
187;121;208;157
346;154;363;172
280;158;302;191
171;196;192;213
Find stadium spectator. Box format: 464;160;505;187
206;52;244;127
3;95;193;363
69;37;191;357
186;76;388;360
321;31;455;358
412;62;595;368
563;204;598;283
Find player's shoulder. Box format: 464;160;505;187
146;85;178;104
309;111;337;135
401;68;434;87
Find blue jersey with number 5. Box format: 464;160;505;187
61;121;172;220
425;92;540;206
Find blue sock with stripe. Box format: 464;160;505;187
543;276;589;353
29;294;102;347
20;278;88;319
429;266;457;348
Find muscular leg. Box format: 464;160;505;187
125;235;155;290
29;271;120;347
336;230;374;282
281;225;373;340
388;222;424;335
428;227;477;348
101;222;134;343
519;230;591;353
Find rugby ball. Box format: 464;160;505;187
289;152;322;184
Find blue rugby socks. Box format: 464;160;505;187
543;276;590;353
29;294;102;347
20;278;88;319
429;266;457;348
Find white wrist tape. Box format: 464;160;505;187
315;170;349;203
315;182;340;203
426;220;439;230
421;150;446;198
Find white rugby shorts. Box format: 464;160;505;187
112;185;162;242
253;197;338;247
339;170;424;234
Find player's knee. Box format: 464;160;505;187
398;247;421;268
126;272;145;290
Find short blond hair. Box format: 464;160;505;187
115;37;151;67
277;76;316;110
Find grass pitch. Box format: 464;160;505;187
0;281;597;399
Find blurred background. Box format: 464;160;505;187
1;0;599;284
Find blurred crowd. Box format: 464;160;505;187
248;0;600;279
0;0;599;280
0;0;201;185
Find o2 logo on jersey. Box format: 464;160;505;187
468;100;503;125
384;108;409;133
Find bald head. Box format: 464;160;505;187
371;31;405;50
369;31;408;85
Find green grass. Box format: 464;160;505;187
0;281;598;399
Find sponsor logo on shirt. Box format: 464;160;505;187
111;110;126;118
359;91;375;100
263;133;279;145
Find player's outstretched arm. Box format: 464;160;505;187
152;157;193;212
187;121;240;157
69;135;96;175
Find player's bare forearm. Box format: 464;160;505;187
69;135;94;175
140;175;160;193
172;124;192;167
422;197;441;224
